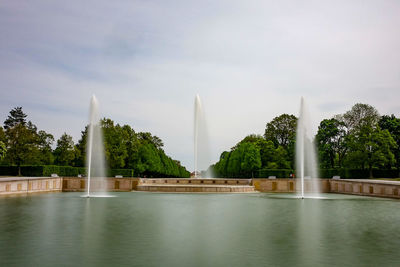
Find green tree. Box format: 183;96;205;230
3;108;38;174
316;118;347;168
264;114;297;149
345;125;396;177
74;127;88;167
340;103;379;133
240;142;261;177
0;141;6;160
4;107;27;130
54;133;75;166
0;127;6;162
121;125;139;169
257;139;275;167
379;115;400;171
264;114;297;168
37;130;54;164
102;118;128;169
0;126;5;143
138;132;164;150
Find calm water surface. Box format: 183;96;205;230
1;192;400;266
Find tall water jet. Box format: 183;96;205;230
296;97;319;198
85;95;107;197
194;94;213;178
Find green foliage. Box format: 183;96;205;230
264;114;297;149
37;130;55;165
0;141;6;160
316;118;347;168
54;133;75;166
379;115;400;170
102;119;128;168
1;106;190;177
2;108;56;172
341;103;380;133
4;107;27;130
345;125;396;177
214;139;262;177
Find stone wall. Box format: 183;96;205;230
62;177;140;192
2;176;400;199
0;177;62;195
252;178;331;193
330;179;400;199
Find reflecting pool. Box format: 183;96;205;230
1;192;400;266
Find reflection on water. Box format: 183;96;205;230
0;192;400;266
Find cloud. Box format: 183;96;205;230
0;0;400;171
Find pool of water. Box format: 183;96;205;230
1;192;400;266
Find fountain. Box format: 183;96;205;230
296;97;319;198
194;94;213;178
84;95;108;197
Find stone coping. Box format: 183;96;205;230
0;176;60;182
138;184;254;188
340;179;400;186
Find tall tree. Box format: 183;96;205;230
4;107;27;130
345;125;396;177
340;103;380;133
54;133;75;166
0;141;6;160
264;114;297;149
37;130;54;164
102;118;128;169
379;115;400;171
264;114;297;168
316;118;348;168
240;142;261;177
3;107;38;174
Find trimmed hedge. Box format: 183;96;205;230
0;166;19;176
0;165;134;177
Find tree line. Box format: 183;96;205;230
210;103;400;178
0;107;190;177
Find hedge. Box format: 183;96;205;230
0;165;134;177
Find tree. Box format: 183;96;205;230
3;107;38;174
345;125;396;177
340;103;379;133
121;125;139;169
379;115;400;171
240;142;261;177
0;126;5;143
316;118;347;168
102;118;128;168
37;130;54;164
54;133;75;166
264;114;297;149
74;126;88;167
0;127;5;162
0;141;6;160
138;132;164;149
264;114;297;168
4;107;27;130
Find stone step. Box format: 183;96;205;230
136;184;255;193
140;178;252;186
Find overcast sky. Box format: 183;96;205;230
1;0;399;171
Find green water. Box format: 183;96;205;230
1;192;400;267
